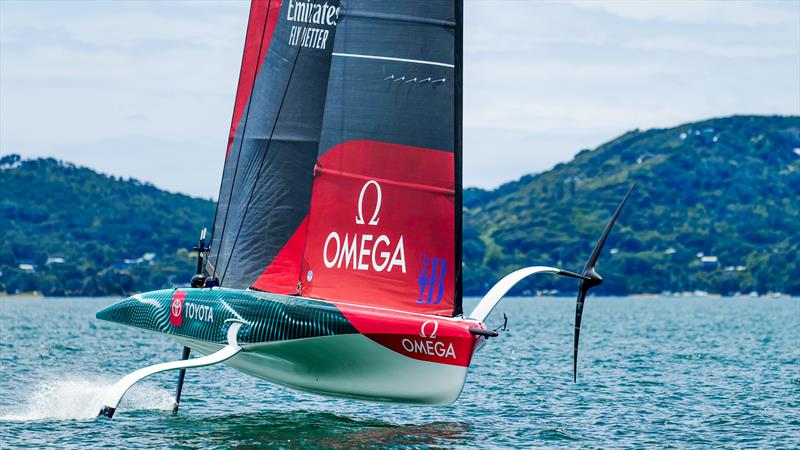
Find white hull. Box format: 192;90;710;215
178;333;470;405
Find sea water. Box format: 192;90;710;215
0;296;797;448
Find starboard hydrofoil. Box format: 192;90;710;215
96;0;634;417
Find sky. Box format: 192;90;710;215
1;0;798;199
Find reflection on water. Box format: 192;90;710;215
173;411;470;448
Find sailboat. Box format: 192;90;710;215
96;0;633;418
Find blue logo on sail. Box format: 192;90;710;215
417;255;447;304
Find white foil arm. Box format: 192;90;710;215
468;266;561;322
99;321;243;418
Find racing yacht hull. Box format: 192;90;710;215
97;288;484;405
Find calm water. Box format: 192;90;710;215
0;296;798;448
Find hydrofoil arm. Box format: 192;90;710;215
468;266;585;322
98;321;243;418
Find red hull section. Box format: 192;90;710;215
336;302;480;367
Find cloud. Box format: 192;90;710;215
569;0;795;26
1;0;798;197
0;0;247;188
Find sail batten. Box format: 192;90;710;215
315;165;455;196
211;0;463;317
331;53;455;68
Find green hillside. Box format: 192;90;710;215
0;155;215;295
1;115;798;297
463;115;800;296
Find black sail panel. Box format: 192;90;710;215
209;0;342;291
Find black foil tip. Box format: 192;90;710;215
573;184;636;383
98;406;116;418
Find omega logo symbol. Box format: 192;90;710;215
355;180;381;226
420;320;439;339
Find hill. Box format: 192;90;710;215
463;115;800;296
0;155;215;295
1;115;798;297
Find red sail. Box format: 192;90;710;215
214;1;462;316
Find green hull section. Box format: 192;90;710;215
96;288;358;345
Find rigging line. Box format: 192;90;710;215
212;0;274;281
219;0;324;285
206;1;257;273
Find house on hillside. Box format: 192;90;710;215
46;256;66;266
123;252;157;266
700;256;718;270
18;260;36;272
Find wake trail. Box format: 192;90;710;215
0;377;174;421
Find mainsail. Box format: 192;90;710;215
210;0;463;317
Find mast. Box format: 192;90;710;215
453;0;464;316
